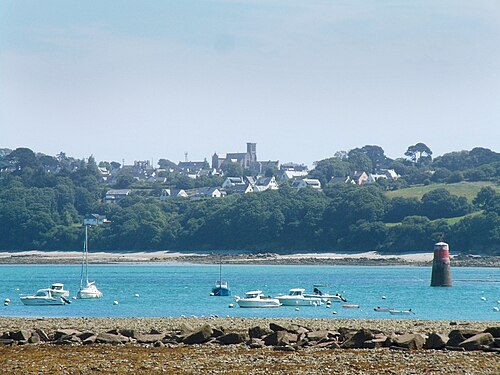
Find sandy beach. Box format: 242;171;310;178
1;250;499;267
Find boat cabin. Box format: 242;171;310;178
288;288;306;296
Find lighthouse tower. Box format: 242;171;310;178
430;241;452;287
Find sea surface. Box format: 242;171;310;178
1;264;499;321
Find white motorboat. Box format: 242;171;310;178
276;288;323;306
49;283;70;298
389;309;414;315
235;290;281;308
77;225;103;299
373;306;393;312
303;285;347;303
20;289;69;306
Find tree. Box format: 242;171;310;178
359;145;390;171
347;149;373;172
405;143;433;165
221;161;243;177
6;148;39;170
158;159;178;171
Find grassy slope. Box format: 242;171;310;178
385;181;499;203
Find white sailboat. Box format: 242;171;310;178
77;225;103;299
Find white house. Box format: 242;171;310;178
222;176;245;189
185;187;223;199
104;189;132;204
160;188;188;200
253;176;279;192
83;214;108;226
292;178;322;190
281;170;309;180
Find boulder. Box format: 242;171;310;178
179;323;195;335
118;329;136;338
363;338;387;349
212;328;225;338
341;329;374;349
34;329;51;342
247;338;264;349
0;339;14;346
264;331;294;346
218;332;248;345
273;345;295;352
458;333;494;351
78;332;97;341
10;330;31;341
306;330;330;342
153;341;164;348
28;332;40;344
449;329;481;340
269;323;288;332
484;327;500;338
424;332;448;350
134;334;165;344
54;329;81;341
249;326;272;339
392;333;425;350
446;331;466;347
82;335;97;345
494;338;500;348
183;325;213;345
96;333;127;345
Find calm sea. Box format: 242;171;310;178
1;264;499;321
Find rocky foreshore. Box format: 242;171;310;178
1;317;499;374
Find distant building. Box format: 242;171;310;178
160;188;188;200
253;176;279;192
292;178;322;190
346;171;369;185
104;189;132;204
83;214;108;226
185;187;223;199
178;160;209;173
281;170;309;180
212;143;257;170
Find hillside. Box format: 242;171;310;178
386;181;499;202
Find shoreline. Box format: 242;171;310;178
0;250;499;267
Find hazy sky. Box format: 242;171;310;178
1;1;499;167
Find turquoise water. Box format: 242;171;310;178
1;264;499;321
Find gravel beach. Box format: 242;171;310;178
1;317;499;374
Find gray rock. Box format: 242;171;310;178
264;331;294;346
179;323;195;335
54;329;81;341
306;330;330;342
10;330;31;341
248;326;272;339
218;332;248;345
183;324;213;345
273;345;295;352
211;327;224;338
393;333;425;350
34;329;51;342
458;333;494;351
445;346;466;351
363;338;387;349
424;332;448;350
28;332;40;344
484;327;500;338
82;335;97;345
96;333;127;344
269;323;288;332
153;340;164;347
248;338;264;348
134;334;165;344
494;338;500;348
0;338;14;345
449;329;481;340
446;331;466;347
118;329;136;338
341;329;374;349
78;332;97;341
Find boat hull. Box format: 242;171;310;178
236;300;280;308
77;282;103;299
276;297;322;306
211;287;231;296
20;297;66;306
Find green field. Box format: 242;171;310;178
386;181;499;202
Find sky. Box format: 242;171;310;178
1;0;499;168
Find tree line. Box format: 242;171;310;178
0;146;498;254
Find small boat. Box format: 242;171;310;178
303;285;347;303
49;283;70;298
342;304;360;308
235;290;281;308
77;225;103;299
210;257;231;296
373;306;393;312
389;309;414;315
20;289;69;306
276;288;323;306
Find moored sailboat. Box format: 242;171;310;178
77;224;103;299
211;256;231;296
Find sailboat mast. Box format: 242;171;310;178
219;257;222;282
85;225;89;284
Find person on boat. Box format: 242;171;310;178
313;287;322;296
